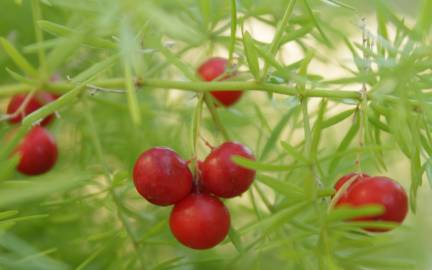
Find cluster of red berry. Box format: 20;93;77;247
5;92;59;175
3;57;409;251
132;142;256;250
201;58;410;233
333;173;408;232
130;57;251;250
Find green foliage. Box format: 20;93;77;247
0;0;431;269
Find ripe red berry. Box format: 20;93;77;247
334;173;369;192
201;142;256;198
7;92;58;125
16;126;58;175
169;193;230;249
335;176;408;232
133;147;193;206
197;57;243;107
50;93;61;100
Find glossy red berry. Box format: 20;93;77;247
201;142;255;198
16;126;58;175
169;193;230;250
335;176;408;232
334;173;369;192
7;92;58;125
133;147;193;206
197;57;243;107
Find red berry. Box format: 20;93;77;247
50;93;61;100
335;176;408;232
197;57;243;107
169;193;230;249
133;147;193;206
210;91;243;107
7;92;57;125
201;142;256;198
334;173;369;192
16;126;58;175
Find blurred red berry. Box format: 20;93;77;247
7;92;58;125
16;126;58;175
197;57;243;107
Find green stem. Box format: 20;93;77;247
146;79;358;98
356;19;372;173
228;0;237;64
204;94;230;140
270;0;297;55
301;100;312;156
158;45;197;80
123;63;142;126
191;93;205;175
137;80;360;99
297;53;329;265
0;83;40;96
146;45;194;77
31;0;47;77
260;0;297;80
82;99;146;269
1;79;362;100
254;183;274;213
192;94;205;153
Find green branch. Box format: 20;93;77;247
228;0;237;64
261;0;297;79
22;79;360;99
31;0;47;77
204;94;230;140
82;99;146;269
